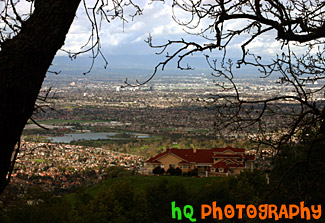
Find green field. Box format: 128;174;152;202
65;175;220;205
29;159;46;163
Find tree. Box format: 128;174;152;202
0;0;79;194
143;0;324;199
166;166;176;175
174;167;182;176
144;0;325;142
166;166;182;176
0;0;142;193
152;166;165;175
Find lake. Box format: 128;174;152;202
47;132;150;143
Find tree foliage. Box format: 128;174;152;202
0;0;142;193
144;0;325;199
153;166;165;175
4;171;323;223
144;0;325;147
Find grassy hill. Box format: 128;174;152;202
65;175;221;205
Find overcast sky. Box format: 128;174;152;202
2;0;307;72
58;0;284;61
60;1;207;56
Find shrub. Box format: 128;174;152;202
152;166;165;175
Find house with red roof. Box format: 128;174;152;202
145;146;255;176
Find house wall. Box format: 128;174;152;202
144;163;160;172
179;163;194;172
233;168;244;175
157;154;183;170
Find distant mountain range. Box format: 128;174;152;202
51;55;271;78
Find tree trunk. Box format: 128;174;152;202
0;0;81;193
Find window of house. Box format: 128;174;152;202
237;158;243;161
183;165;187;169
211;168;215;172
215;158;219;162
218;168;224;173
169;164;175;168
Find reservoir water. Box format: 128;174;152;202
47;132;150;143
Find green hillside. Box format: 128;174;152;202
65;175;220;205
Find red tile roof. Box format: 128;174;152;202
212;154;243;158
145;158;160;163
179;160;189;164
212;146;245;153
145;146;247;165
212;161;229;168
212;159;245;169
245;154;255;161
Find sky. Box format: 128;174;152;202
61;0;208;56
1;0;311;73
56;0;284;71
